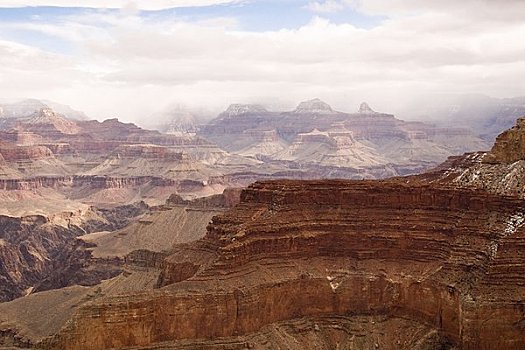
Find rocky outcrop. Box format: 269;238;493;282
293;98;336;114
36;178;525;350
110;144;184;160
219;104;268;118
164;114;199;136
167;187;242;209
484;116;525;163
0;202;148;302
0;177;72;190
0;145;54;161
0;175;180;191
0;99;86;122
22;108;81;135
0;99;48;120
0;214;88;302
358;101;378;114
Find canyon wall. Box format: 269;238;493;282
38;180;525;350
0;175;181;191
0;202;148;302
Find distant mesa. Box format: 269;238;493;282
102;118;121;123
219;99;378;117
0;98;86;120
358;102;378;114
221;104;268;118
25;107;81;135
26;107;62;122
294;98;335;114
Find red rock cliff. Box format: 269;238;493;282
39;180;525;350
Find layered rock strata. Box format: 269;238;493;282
0;202;148;302
200;100;488;175
0;175;180;191
37;180;525;350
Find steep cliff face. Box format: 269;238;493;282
36;179;525;350
0;175;177;191
0;203;148;302
0;145;54;161
0;214;91;302
484;117;525;164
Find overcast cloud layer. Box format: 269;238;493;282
0;0;524;123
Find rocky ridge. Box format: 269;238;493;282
0;100;492;204
200;99;489;177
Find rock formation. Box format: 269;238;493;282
0;202;147;302
26;178;525;350
484;117;525;164
0;103;523;350
22;108;81;135
219;104;269;118
293;98;336;114
200;99;489;177
0;100;491;208
3;116;519;349
358;101;377;114
0;105;253;209
411;117;525;199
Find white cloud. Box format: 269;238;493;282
0;0;242;10
0;1;525;124
354;0;525;22
305;1;345;13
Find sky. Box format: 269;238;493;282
0;0;525;124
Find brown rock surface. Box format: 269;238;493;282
0;146;53;162
31;178;525;350
484;116;525;164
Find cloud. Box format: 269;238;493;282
0;1;524;123
0;0;243;10
305;1;345;13
354;0;525;22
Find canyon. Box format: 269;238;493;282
0;99;523;349
28;178;525;350
199;99;489;177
